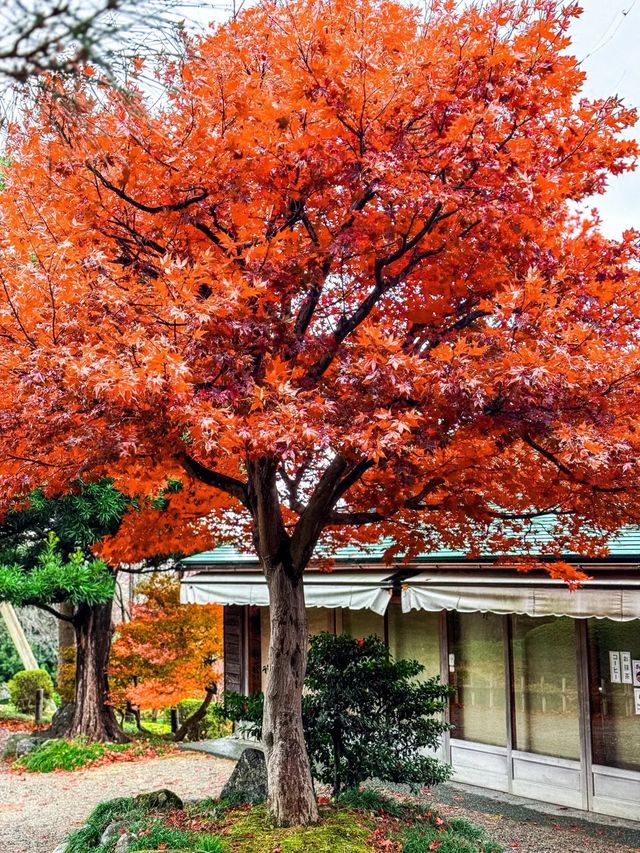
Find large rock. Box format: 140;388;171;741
45;704;76;738
220;747;267;804
113;834;134;853
131;789;184;811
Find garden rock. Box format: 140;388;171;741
0;683;10;702
15;736;39;757
220;747;267;804
46;703;76;738
113;833;134;853
131;788;184;810
2;732;29;758
100;819;130;846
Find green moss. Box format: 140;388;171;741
222;805;375;853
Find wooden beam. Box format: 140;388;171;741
0;602;39;670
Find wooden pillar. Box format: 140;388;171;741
0;602;38;670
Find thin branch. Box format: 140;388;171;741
86;164;208;215
523;434;626;494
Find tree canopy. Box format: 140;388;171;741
0;482;127;612
109;573;222;712
1;0;639;575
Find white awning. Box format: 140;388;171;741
401;573;640;621
181;571;393;615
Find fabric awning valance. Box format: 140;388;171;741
401;573;640;621
181;571;393;615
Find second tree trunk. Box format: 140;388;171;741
68;601;127;742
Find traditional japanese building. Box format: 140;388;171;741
180;531;640;821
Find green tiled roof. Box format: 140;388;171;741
181;525;640;566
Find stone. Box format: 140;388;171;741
0;683;10;703
131;789;184;811
14;736;39;757
45;703;76;738
51;845;67;853
2;733;28;758
113;833;133;853
99;820;130;846
220;747;268;804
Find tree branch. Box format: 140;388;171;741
178;452;249;506
523;434;625;494
34;602;75;622
86;164;208;215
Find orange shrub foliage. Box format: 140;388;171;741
109;574;223;710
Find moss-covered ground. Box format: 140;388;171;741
63;787;503;853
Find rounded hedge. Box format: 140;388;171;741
8;668;54;713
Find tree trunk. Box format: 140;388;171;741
263;565;318;826
68;602;127;742
173;684;217;742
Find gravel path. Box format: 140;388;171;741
431;783;640;853
0;731;234;853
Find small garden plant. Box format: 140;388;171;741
7;669;54;713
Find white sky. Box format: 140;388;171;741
568;0;640;236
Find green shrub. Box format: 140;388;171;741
7;668;54;713
225;634;453;797
14;737;130;772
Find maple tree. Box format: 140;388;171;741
109;573;222;734
1;0;640;824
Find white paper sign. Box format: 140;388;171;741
610;651;621;683
633;660;640;687
621;652;633;684
635;688;640;716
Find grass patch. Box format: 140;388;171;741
0;701;53;724
13;738;129;772
128;824;222;851
65;797;148;853
403;819;503;853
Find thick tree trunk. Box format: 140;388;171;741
67;602;127;742
263;565;318;826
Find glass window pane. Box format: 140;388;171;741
342;608;384;639
450;612;506;746
387;604;440;679
588;619;640;771
512;615;579;759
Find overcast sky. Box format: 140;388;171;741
568;1;640;236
